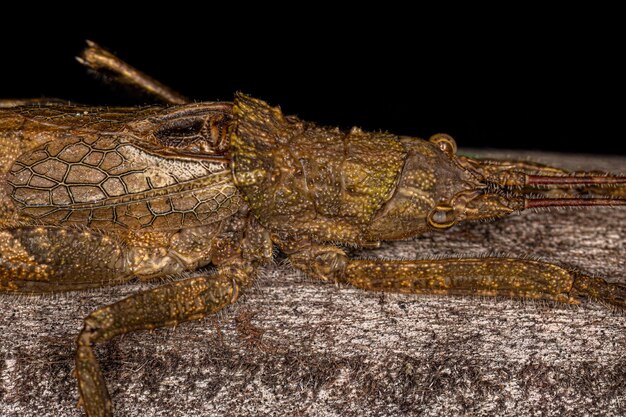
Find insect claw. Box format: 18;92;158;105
572;274;626;308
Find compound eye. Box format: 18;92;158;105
429;133;457;157
427;204;456;229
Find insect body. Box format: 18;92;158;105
1;42;625;417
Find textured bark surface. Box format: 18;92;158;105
1;150;625;417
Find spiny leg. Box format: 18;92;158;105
76;260;253;417
77;40;189;105
285;243;626;308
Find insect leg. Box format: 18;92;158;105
0;227;132;293
75;260;253;417
0;226;217;293
76;40;189;105
284;243;626;309
344;257;626;308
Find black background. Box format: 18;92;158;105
1;12;624;155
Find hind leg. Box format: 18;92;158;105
77;40;189;105
76;259;253;417
0;227;132;292
0;226;216;293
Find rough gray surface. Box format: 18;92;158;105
1;150;625;417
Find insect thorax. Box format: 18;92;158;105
230;94;406;243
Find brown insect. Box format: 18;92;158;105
0;41;624;417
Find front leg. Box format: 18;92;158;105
76;259;254;417
282;242;626;308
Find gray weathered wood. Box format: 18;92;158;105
1;150;625;417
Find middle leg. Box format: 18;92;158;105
76;259;254;417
